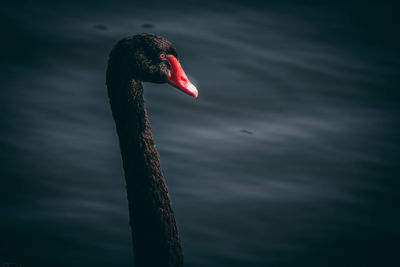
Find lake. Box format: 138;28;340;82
0;1;399;266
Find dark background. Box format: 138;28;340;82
1;1;399;266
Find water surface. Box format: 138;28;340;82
0;1;399;266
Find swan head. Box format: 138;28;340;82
107;33;198;98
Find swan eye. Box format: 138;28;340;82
159;53;166;60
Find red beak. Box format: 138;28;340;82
166;55;198;98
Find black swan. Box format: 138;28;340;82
106;34;197;267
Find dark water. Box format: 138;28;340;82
1;1;399;266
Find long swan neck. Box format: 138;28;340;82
106;72;184;267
